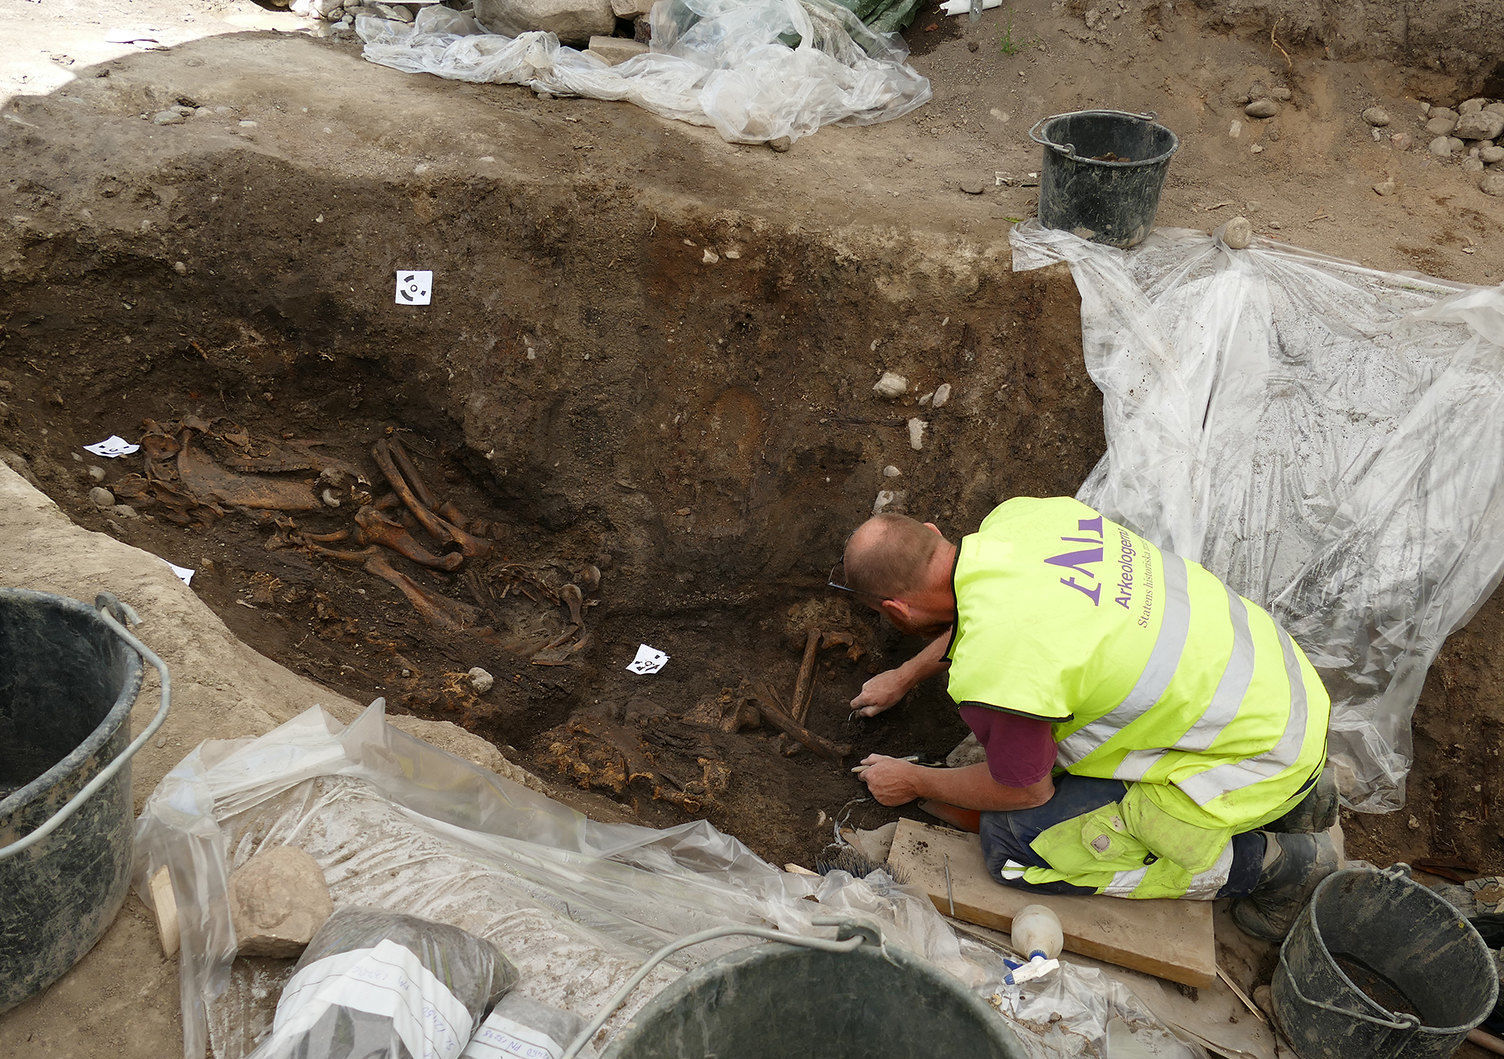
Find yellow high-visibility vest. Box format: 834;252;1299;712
947;497;1329;896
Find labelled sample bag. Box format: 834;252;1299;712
249;907;519;1059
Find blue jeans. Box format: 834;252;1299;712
978;774;1265;898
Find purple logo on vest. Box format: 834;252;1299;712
1046;516;1104;605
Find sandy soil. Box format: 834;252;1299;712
2;0;1502;1054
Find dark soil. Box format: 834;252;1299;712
0;135;1100;868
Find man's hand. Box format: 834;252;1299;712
856;754;921;806
850;669;913;718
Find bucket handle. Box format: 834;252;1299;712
1274;944;1423;1042
1028;110;1160;164
0;594;172;863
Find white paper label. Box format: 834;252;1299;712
625;644;668;674
165;561;195;586
397;270;433;306
270;939;472;1059
84;435;139;458
460;1011;567;1059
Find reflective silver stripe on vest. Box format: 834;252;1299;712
1112;583;1256;782
1182;839;1235;898
1176;624;1310;807
1101;864;1149;896
1057;552;1192;767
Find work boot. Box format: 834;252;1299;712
1264;769;1339;834
1232;831;1338;942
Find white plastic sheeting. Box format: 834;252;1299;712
1011;220;1504;812
134;701;1197;1059
355;0;930;145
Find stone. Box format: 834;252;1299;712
872;489;904;514
1448;136;1466;154
931;382;952;408
1430;107;1460;123
229;847;333;957
1463;157;1485;173
1221;216;1253;249
1429;135;1457;157
609;0;652;16
882;465;902;478
87;465;106;482
768;136;792;153
1361;106;1389;127
1455;111;1504;141
907;418;927;451
88;486;114;508
958;176;986;195
1486;102;1504;119
474;0;614;45
701;248;718;264
1425;114;1458;136
1481;145;1504;164
1270;85;1291;101
112;504;138;519
586;35;647;65
1390;132;1413;150
467;667;494;693
374;2;413;20
1245;98;1279;119
152;110;185;125
1459;97;1488;115
872;371;909;399
1483;172;1504;197
1372;179;1395;196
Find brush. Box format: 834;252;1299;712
813;844;908;885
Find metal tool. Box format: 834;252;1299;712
943;852;955;916
968;0;982;23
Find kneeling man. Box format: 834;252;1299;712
838;497;1337;940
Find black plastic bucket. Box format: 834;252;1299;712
1028;109;1179;248
0;591;170;1013
1272;866;1499;1059
599;931;1027;1058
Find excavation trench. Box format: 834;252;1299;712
0;145;1101;867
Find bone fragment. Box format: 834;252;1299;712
790;627;820;725
355;506;464;571
371;440;491;558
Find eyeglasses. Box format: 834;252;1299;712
828;561;883;603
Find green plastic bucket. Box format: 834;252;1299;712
1272;866;1499;1059
600;933;1027;1059
1028;109;1179;248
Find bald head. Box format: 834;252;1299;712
843;513;945;600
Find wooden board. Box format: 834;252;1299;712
889;818;1216;987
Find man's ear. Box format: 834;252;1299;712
879;597;908;624
923;522;941;536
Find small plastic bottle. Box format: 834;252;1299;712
1010;904;1063;960
1002;904;1063;985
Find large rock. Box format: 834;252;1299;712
1455;110;1504;141
228;846;334;957
475;0;614;44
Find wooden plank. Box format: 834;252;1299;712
889;818;1216;987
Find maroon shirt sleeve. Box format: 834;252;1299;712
958;705;1057;787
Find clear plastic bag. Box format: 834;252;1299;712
1010;221;1504;811
133;701;1196;1058
354;0;930;145
247;908;516;1059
